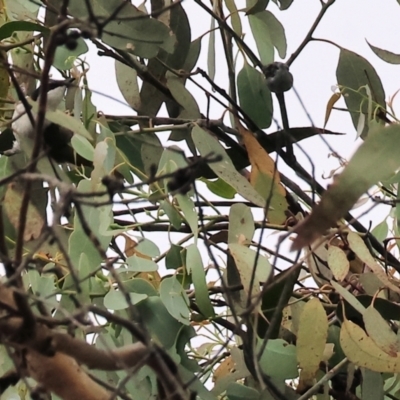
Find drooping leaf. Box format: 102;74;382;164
327;245;349;281
257;339;298;379
138;1;190;115
324;92;341;128
213;348;250;395
228;243;272;307
347;231;400;295
69;180;112;269
371;218;388;242
340;319;400;373
192;125;266;206
53;37;89;70
249;11;286;60
248;13;273;65
136;297;183;348
272;0;294;10
176;194;198;240
367;40;400;64
336;295;400;325
336;48;386;136
104;289;147;310
292;123;400;249
225;0;242;36
166;72;201;117
53;0;176;58
361;368;384;400
202;178;236;199
331;280;366;316
3;182;46;241
0;21;49;40
239;123;288;223
363;305;400;356
160;200;182;230
182;37;202;72
126;255;158;272
115;59;141;111
226;383;259;400
296;298;328;384
237;63;273;129
207;17;216;81
258;268;301;339
228;203;255;244
71;134;94;161
186;244;214;318
245;0;269;14
160;276;190;325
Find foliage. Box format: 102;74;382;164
0;1;400;400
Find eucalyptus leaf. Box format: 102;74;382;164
336;48;386;136
192;125;266;206
367;40;400;64
53;37;89;70
52;0;176;58
0;21;49;40
160;276;190;325
237;63;272;128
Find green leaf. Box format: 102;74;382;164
336;48;386;135
176;193;198;239
0;21;49;40
226;383;259;400
201;178;236;199
186;244;214;318
160;201;182;230
228;243;272;303
262;11;287;59
71;134;94;161
258;339;298;379
126;255;158;272
228;203;255;244
249;11;286;61
69;180;112;268
297;298;328;382
361;368;384;400
133;237;160;257
122;278;158;297
371;218;388;242
192;125;265;206
115;59;141;111
245;0;269;14
327;245;349;282
367;40;400;64
182;37;202;72
104;289;147;310
225;0;242;36
293;124;400;249
166;72;201;117
272;0;294;9
136;297;182;348
160;276;190;325
363;305;400;354
208;17;216;81
53;37;88;70
237;63;272;128
249;13;273;65
56;0;176;58
166;245;185;270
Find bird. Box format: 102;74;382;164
5;78;91;167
